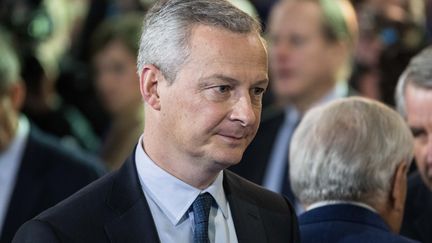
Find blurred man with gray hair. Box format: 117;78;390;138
0;30;104;243
395;46;432;243
13;0;300;242
290;97;417;242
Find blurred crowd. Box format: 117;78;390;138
1;0;432;242
0;0;429;166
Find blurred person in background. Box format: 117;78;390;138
0;0;101;152
0;29;104;243
91;14;144;170
20;53;100;152
291;97;416;243
230;0;358;214
396;46;432;243
350;0;427;104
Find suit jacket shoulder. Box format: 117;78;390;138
299;204;418;243
1;127;104;243
13;153;159;243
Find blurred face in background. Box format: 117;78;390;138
405;84;432;190
94;39;142;115
268;1;344;106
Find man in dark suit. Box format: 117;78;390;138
230;0;358;212
395;46;432;243
290;97;417;242
13;1;300;242
0;31;104;243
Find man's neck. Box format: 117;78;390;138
141;135;220;190
280;84;340;114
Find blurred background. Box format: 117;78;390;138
0;0;430;167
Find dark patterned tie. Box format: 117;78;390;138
192;193;213;243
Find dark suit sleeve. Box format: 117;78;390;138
12;220;60;243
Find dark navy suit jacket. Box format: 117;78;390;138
299;204;418;243
0;127;104;243
401;172;432;242
13;148;300;243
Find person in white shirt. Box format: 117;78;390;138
290;97;417;242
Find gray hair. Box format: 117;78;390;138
137;0;262;82
395;46;432;117
290;97;413;208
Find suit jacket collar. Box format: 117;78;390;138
104;149;268;243
299;204;390;232
104;149;160;243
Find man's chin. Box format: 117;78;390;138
213;155;242;169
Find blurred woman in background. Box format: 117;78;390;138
91;14;144;170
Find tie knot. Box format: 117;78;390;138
192;193;213;224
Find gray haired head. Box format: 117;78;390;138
395;46;432;117
290;97;413;208
137;0;262;82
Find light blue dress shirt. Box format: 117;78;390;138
262;85;348;214
135;138;238;243
0;117;30;235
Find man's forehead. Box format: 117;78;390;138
405;84;432;125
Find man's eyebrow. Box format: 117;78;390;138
199;74;269;86
199;74;240;85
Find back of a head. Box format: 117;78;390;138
0;30;20;94
137;0;262;82
395;45;432;117
290;97;413;208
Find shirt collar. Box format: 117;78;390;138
135;136;229;226
306;200;378;214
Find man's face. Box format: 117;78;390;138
156;25;268;170
268;1;342;103
405;84;432;190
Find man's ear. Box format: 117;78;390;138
391;162;408;212
140;65;161;111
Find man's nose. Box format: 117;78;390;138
272;42;292;63
230;95;257;127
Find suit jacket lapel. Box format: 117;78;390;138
223;170;267;243
104;153;160;243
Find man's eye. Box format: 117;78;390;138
252;87;265;96
411;128;427;140
216;85;231;93
290;35;307;47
